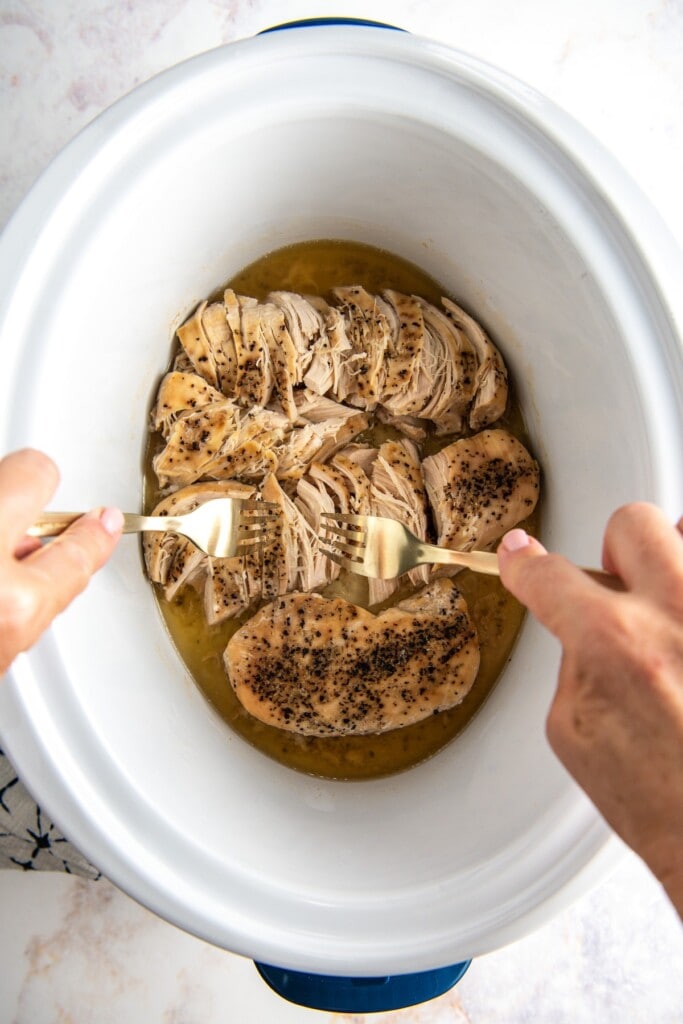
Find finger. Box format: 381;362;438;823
603;503;683;596
21;507;123;627
497;529;601;640
0;449;59;552
14;534;42;559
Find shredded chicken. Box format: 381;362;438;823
310;439;430;606
145;280;541;739
143;480;258;620
172;286;510;429
442;297;508;430
152;400;287;488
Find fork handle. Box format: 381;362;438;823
420;545;500;576
28;511;181;538
420;544;624;591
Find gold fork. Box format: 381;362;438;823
320;513;623;590
29;498;280;559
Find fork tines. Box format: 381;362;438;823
321;512;366;526
320;512;365;564
238;500;279;514
238;502;280;523
235;500;280;550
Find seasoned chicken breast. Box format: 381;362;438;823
332;285;391;409
201;301;239;396
151;371;224;437
143;480;256;604
148;283;541;728
442;297;508;430
152;401;287;488
422;429;540;552
368;438;430;601
225;579;480;737
380;290;425;403
176;301;219;388
171;286;510;432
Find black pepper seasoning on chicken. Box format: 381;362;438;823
422;429;540;552
145;278;541;742
225;579;480;736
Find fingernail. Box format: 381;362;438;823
501;528;530;553
99;507;124;536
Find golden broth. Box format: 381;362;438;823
145;240;537;780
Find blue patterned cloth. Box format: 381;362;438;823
0;747;99;877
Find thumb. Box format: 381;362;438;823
22;507;124;632
497;529;597;640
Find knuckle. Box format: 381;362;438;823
608;501;652;529
545;698;564;747
545;704;570;757
637;653;668;691
545;684;584;755
513;551;572;607
623;624;671;692
50;519;114;593
503;550;546;592
73;518;113;564
578;598;630;651
605;502;659;549
57;533;98;588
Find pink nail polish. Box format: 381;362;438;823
502;528;530;553
100;507;124;536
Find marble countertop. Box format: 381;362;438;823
1;1;682;1021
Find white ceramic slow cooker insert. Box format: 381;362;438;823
1;26;683;975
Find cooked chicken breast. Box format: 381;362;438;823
235;301;276;409
303;297;353;398
172;286;510;433
332;286;390;409
335;439;430;605
295;475;340;586
442;297;508;430
201;301;239;396
176;301;219;388
268;291;324;378
422;429;540;551
224;578;480;737
259;303;299;421
205;536;269;625
328;450;373;512
149;285;539;693
380;290;426;403
144;479;280;624
369;438;430;600
143;480;255;604
152;401;287;488
414;298;477;433
273;393;369;481
153;400;239;487
151;371;224;437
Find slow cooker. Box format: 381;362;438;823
1;18;682;1013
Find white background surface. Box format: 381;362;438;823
0;1;682;1021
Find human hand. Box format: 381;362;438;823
0;449;123;677
498;503;683;918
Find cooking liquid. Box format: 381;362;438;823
144;240;538;780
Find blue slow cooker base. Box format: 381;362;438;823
260;17;405;34
255;960;472;1013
